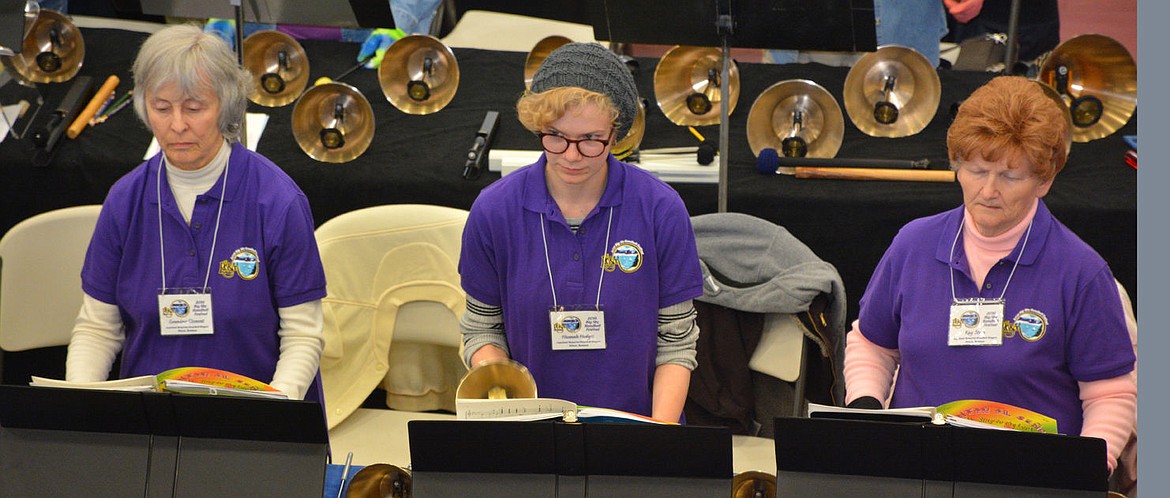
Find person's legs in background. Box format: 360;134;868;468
390;0;442;35
37;0;67;13
945;0;1060;62
762;0;948;68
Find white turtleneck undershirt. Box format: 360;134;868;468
165;140;230;224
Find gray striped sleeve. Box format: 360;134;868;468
657;299;699;370
460;294;510;366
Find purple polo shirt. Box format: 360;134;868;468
459;155;704;416
81;143;328;404
858;202;1134;435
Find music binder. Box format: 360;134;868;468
0;385;329;498
408;420;732;497
773;416;1108;498
588;0;877;52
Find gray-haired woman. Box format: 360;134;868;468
66;24;328;405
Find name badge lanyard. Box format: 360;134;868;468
946;216;1032;346
541;207;614;351
155;156;229;335
538;205;613;306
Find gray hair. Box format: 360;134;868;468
132;24;252;143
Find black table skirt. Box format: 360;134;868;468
0;27;1136;322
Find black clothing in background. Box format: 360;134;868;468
945;0;1061;61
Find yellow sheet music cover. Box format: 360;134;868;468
808;399;1058;434
935;399;1058;434
31;366;288;399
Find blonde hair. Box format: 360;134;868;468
946;76;1070;181
132;24;253;143
516;86;620;135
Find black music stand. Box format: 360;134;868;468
773;416;1108;498
590;0;876;212
408;420;732;497
137;0;394;28
0;0;25;57
0;0;45;142
0;385;329;498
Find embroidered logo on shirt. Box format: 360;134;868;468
604;240;643;273
1011;309;1048;342
219;247;260;280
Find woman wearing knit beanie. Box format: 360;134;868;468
457;43;703;423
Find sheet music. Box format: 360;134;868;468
455;397;576;421
0;102;24;143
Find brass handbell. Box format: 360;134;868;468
378;35;459;115
746;79;844;159
243;30;310;107
1037;34;1136;143
456;359;538;400
1;8;83;84
731;471;777;498
843;45;940;138
653;45;739;127
524;35;572;89
1033;80;1074;156
291;82;375;163
611;103;646;161
346;463;412;498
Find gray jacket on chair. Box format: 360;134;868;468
691;212;847;402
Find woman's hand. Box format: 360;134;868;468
469;343;509;367
943;0;984;24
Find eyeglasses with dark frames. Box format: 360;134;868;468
537;131;613;158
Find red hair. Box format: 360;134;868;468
946;76;1070;181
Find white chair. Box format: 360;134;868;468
0;205;102;382
440;9;602;52
315;204;469;430
749;300;836;418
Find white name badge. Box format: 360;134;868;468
158;288;215;336
948;299;1003;346
549;308;606;350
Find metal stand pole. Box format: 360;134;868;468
716;12;734;213
1004;0;1022;71
232;0;247;146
